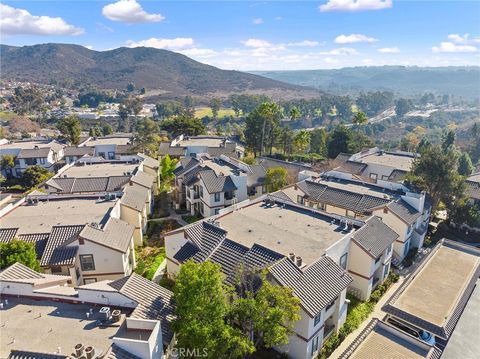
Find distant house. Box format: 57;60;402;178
0;139;65;178
158;134;244;159
79;134;136;160
173;154;266;216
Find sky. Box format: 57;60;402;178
1;0;480;71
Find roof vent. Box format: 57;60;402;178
295;256;302;267
91;222;99;228
288;253;295;261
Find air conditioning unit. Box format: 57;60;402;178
99;306;110;321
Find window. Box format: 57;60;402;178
308;201;315;208
403;240;410;257
80;254;95;271
51;266;62;274
214;192;221;202
108;151;115;160
311;335;319;355
79;237;84;245
297;195;305;205
39;157;46;164
382;175;389;180
314;313;322;326
375;256;381;264
214;208;220;215
386;243;393;256
318;203;326;211
407;224;413;234
339;253;348;269
199;186;204;198
369;173;378;181
83;278;97;284
384;263;390;278
98;152;106;159
200;202;204;215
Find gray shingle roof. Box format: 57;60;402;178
270;190;294;202
8;350;67;359
131;171;154;189
40;225;84;266
352;216;399;258
465;180;480;200
80;218;134;253
173;157;200;176
116;144;136;154
121;183;149;211
269;256;352;317
63;146;94;156
199;170;237;194
158;142;186;157
47;176;130;193
387;199;421;224
137;153;160;168
247;164;267;186
108;274;175;344
17;147;51;159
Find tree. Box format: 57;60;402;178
406;145;465;212
123;96;143;117
0;240;40;271
395;98;413;118
102;123;113;135
294;129;311;154
279;127;295;157
245;102;282;156
417;137;431;153
160;115;206;137
352;111;368;130
327;125;353;158
89;127;102;137
139;87;146;95
229;270;300;349
458;152;474;176
173;260;254;358
134;118;161;155
11;86;44;115
1;155;16;171
126;83;135;92
160;154;178;183
156;101;182;119
310;128;327;157
265;167;289;191
289;107;301;121
442;130;456;152
118;104;130;132
21;165;52;189
8;116;40;134
57;115;81;145
210;98;222;120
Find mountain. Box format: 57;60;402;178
0;43;318;100
252;66;480;99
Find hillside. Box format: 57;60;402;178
0;43;318;100
252;66;480;99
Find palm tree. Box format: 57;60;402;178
352;111;368;131
294;129;311;154
289;107;301;121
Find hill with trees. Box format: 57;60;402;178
0;43;318;101
252;66;480;99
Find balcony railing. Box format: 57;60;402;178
323;324;335;339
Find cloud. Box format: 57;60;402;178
252;18;264;25
325;47;359;55
242;38;273;48
334;34;378;44
96;22;114;33
102;0;164;23
378;47;400;53
0;4;84;36
179;48;219;58
126;37;194;50
432;42;477;53
287;40;320;47
319;0;392;12
447;33;480;44
85;45;94;50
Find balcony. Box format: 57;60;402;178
323;323;335;339
372;276;380;288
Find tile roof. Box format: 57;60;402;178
173;157;200;176
121;183;149;211
297;180;390;213
269;256;352;317
270;190;294;202
137;153;160;168
388;169;408;182
47;176;130;193
105;344;140;359
465;180;480;200
17;147;51;159
208;239;249;284
387;199;421;224
8;350;67;359
247;164;267;186
108;274;175;344
116;144;136;155
0;262;69;285
40;225;84;266
17;233;49;258
79;218;134;253
351;216;399;258
130;171;154;189
0;228;18;242
63;146;94;156
335;160;368;175
199;170;237;193
158;142;186;157
184;221;227;262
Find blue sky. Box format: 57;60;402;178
1;0;479;70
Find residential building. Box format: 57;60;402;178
326;148;418;191
164;195;400;358
159;134;244;159
0;196;135;285
341;239;480;359
279;177;430;262
78;134;135;160
0;263;175;359
173;154;266;217
63;146;94;163
0;139;65;178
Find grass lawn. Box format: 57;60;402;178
135;246;165;280
181;214;202;224
150;191;170;219
194;107;236;118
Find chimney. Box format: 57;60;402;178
288;253;295;261
129;180;133;186
295;256;302;267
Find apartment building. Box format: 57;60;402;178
159;134;245;159
173;154;266;217
327;148;418;191
0;263;175;358
0;139;65;178
279;176;431;262
78;134;136;160
164;195;401;358
341;239;480;359
0;196;135;285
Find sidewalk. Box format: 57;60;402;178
151;259;167;284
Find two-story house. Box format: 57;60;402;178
173;154;266;217
164;195;400;358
